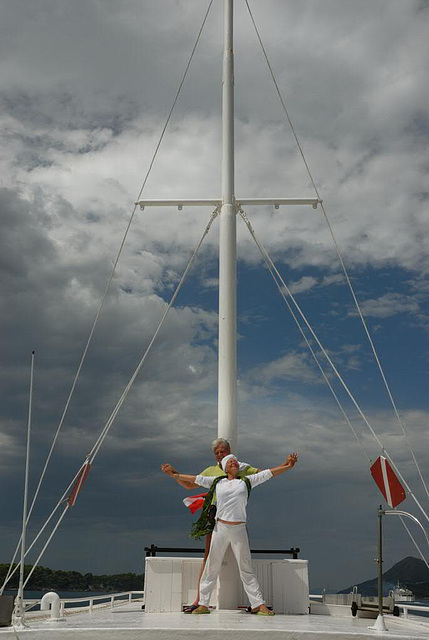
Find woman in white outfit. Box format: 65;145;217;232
162;451;298;615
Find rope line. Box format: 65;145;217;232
238;208;429;526
399;516;429;569
244;0;429;503
317;201;429;500
2;0;215;590
0;464;85;594
2;209;218;587
88;208;219;462
242;211;429;560
1;355;35;596
321;207;429;500
244;0;319;197
23;505;70;589
238;208;372;464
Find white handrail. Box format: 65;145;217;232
24;590;144;616
396;603;429;620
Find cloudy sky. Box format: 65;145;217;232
1;0;429;593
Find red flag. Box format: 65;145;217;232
182;493;207;514
68;462;91;507
370;456;406;508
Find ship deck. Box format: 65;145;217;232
1;603;429;640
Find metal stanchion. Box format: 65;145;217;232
369;506;388;632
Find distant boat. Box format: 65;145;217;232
391;582;414;603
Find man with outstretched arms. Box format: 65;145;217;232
161;437;258;612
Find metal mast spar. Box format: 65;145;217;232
216;0;321;452
134;0;321;456
218;0;237;451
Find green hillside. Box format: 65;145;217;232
0;564;143;592
339;556;429;598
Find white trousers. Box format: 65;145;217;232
199;521;264;609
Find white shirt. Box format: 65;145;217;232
195;469;273;523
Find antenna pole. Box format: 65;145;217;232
14;351;35;629
218;0;237;452
377;505;383;618
369;506;388;632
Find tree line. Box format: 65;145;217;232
0;564;143;592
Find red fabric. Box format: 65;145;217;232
68;462;91;507
182;493;207;514
370;456;406;508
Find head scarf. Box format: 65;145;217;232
221;454;237;472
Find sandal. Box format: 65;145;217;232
251;606;275;616
256;609;275;616
191;605;211;614
183;604;199;614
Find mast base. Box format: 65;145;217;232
368;614;388;632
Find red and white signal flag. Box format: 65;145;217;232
182;493;207;514
370;455;406;508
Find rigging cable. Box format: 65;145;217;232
0;464;86;594
1;0;216;589
239;208;429;529
22;505;70;590
238;208;372;465
240;209;429;563
244;0;429;503
87;208;219;462
399;515;429;570
1;209;219;590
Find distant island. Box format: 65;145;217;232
4;556;428;597
0;563;143;592
339;556;429;598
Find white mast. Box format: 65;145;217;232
218;0;237;452
135;2;320;455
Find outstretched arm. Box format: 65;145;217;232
270;452;298;477
244;453;299;488
161;463;199;489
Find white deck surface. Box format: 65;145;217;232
1;603;429;640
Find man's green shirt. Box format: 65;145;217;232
200;464;258;477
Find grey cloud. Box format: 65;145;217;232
287;274;344;295
247;351;321;386
349;293;420;318
288;276;318;295
1;0;428;591
0;183;220;538
0;188;55;283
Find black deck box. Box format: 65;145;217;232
0;596;13;627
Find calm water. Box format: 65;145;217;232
404;600;429;619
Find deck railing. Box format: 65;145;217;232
144;544;300;559
310;595;429;621
396;603;429;619
24;590;144;617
